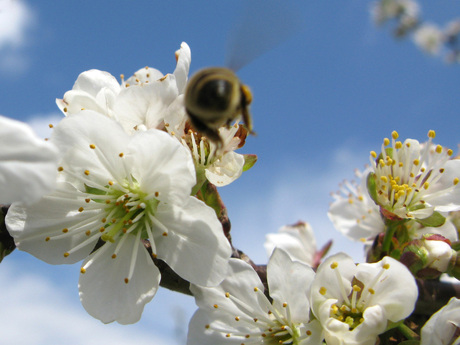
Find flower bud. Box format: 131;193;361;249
401;234;456;279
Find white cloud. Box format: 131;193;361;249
0;261;176;345
0;0;36;75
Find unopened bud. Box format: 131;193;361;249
401;234;455;279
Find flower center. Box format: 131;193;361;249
370;130;456;217
45;143;169;283
324;260;390;331
204;288;315;345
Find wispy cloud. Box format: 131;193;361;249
0;0;36;75
0;260;176;345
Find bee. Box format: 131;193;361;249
184;0;303;145
184;67;253;145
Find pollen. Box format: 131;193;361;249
80;268;86;274
63;252;70;257
155;191;159;197
62;228;69;233
383;138;390;146
45;237;50;241
119;152;124;157
306;330;312;336
370;151;377;158
330;261;338;269
282;302;287;307
85;230;91;236
391;131;399;140
383;263;390;269
162;232;168;236
454;178;459;185
254;287;259;292
84;170;90;176
213;304;218;309
235;316;240;321
428;130;436;138
436;145;443;154
78;207;84;212
225;292;230;298
112;254;117;259
448;149;453;156
319;287;327;295
63;107;68;113
48;124;54;128
368;288;375;294
89;144;96;149
58;166;64;172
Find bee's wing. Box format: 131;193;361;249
225;0;305;72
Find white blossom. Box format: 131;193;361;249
6;112;231;324
188;248;323;345
413;24;444;55
421;297;460;345
264;221;317;266
368;130;460;221
371;0;419;25
0;115;59;205
310;253;417;345
328;167;384;244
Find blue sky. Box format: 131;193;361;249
1;0;460;344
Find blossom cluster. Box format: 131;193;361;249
1;41;459;345
372;0;460;63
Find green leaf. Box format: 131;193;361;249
242;154;257;172
416;211;446;228
366;172;378;204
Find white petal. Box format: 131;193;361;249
6;182;102;264
51;111;129;185
188;259;268;344
173;42;191;94
421;297;460;345
114;76;179;133
355;256;418;321
205;152;244;187
311;253;356;314
126;129;195;204
0;115;59;205
328;197;384;241
190;258;266;317
425;160;460;212
154;197;231;287
265;222;317;265
79;235;160;324
72;69;121;97
417;219;458;242
267;248;315;321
